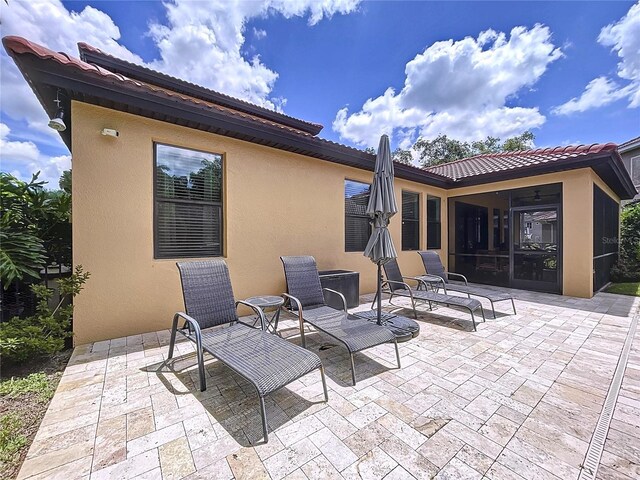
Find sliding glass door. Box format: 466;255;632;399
511;206;561;293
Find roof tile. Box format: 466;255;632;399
76;41;324;135
424;143;618;181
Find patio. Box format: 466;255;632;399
15;288;640;480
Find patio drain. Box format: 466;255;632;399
578;307;639;480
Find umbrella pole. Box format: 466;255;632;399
377;263;382;325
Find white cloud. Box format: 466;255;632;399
0;0;360;176
0;0;360;121
253;27;267;40
333;25;562;148
0;123;71;187
554;1;640;115
1;1;142;131
552;76;632;115
146;0;360;110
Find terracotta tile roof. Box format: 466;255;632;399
76;42;324;136
2;36;316;139
424;144;619;181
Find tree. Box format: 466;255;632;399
502;131;535;152
0;173;48;287
59;170;71;194
471;136;501;155
413;135;472;166
392;148;413;165
364;146;413;165
364;131;536;167
414;131;536;167
611;201;640;282
0;172;72;289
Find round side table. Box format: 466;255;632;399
243;295;285;335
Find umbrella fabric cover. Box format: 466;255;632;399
364;134;398;265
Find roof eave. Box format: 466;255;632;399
619;139;640;153
11;48;450;188
3;43;72;149
77;43;324;136
449;151;637;200
8;37;631;197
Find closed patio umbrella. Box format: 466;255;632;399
364;134;398;325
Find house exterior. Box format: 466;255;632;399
618;136;640;202
4;36;636;344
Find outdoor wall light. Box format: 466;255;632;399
47;90;66;132
100;128;119;137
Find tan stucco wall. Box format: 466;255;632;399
71;102;448;344
71;102;622;342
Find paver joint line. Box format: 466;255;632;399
577;305;639;480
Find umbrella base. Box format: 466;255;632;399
353;310;420;343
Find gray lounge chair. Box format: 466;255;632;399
168;260;327;442
417;251;516;318
280;256;400;385
377;258;485;331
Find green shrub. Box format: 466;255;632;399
0;266;89;363
611;202;640;282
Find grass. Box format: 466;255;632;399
0;351;71;479
0;414;27;464
606;282;640;297
0;373;56;402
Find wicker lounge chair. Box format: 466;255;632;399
417;251;516;318
280;256;400;385
378;259;485;331
168;260;328;442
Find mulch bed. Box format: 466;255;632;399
0;350;72;480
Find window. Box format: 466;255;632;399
426;195;441;249
154;143;223;259
345;180;371;251
632;156;640;187
402;191;420;250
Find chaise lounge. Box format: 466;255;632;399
417;251;516;318
378;258;485;331
281;255;400;385
168;260;328;442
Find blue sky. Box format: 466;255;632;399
1;1;639;187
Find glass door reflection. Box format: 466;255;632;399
511;207;561;292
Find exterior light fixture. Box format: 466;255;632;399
100;128;119;137
48;90;66;132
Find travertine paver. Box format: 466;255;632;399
15;287;640;480
597;316;640;480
